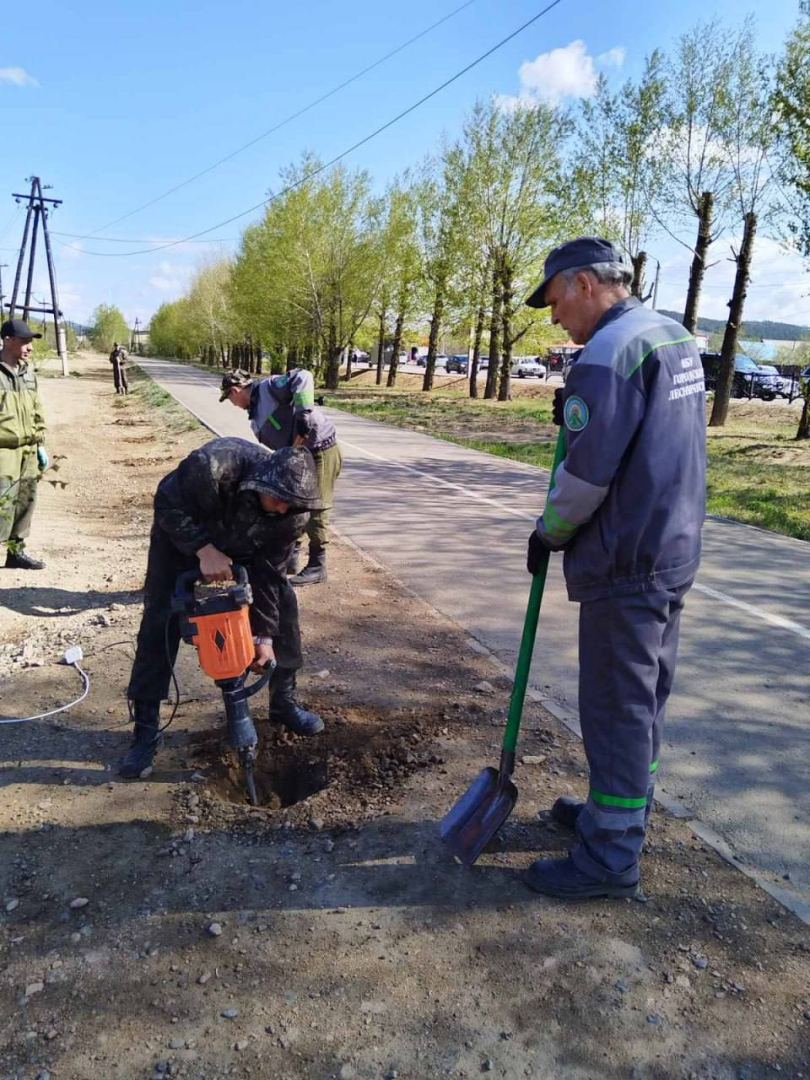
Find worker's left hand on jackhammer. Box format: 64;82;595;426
250;640;276;673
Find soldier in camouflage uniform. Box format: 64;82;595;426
0;319;48;570
120;439;326;780
221;368;342;585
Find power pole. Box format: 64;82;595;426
651;260;661;311
9;177;68;375
132;316;141;355
0;264;7;321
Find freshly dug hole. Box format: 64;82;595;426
202;704;447;815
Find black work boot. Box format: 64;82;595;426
6;547;45;570
289;546;327;586
550;796;585;829
270;668;324;736
119;701;163;778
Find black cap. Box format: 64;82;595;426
1;318;42;340
526;237;628;309
219;369;252;402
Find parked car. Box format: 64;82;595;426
445;354;469;374
700;352;777;400
511;356;546;378
415;353;448;369
478;355;489;370
757;364;794;399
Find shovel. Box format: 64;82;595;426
440;426;567;867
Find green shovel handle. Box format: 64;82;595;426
502;426;567;755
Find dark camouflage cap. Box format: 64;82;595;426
241;446;324;511
219;369;253;402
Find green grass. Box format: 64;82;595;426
330;387;810;542
122;364;202;433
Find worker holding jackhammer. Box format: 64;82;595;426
220;368;342;585
523;237;706;900
120;439;325;780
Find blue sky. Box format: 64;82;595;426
0;0;805;330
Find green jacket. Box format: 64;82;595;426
0;359;46;450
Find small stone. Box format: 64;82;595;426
198;972;212;985
69;897;90;909
316;669;330;679
310;818;325;831
521;755;546;765
44;1029;58;1041
289;884;298;892
324;839;335;853
235;1039;249;1051
70;932;81;944
647;1014;660;1024
25;981;45;996
692;956;708;970
5;898;19;912
482;1060;494;1073
475;681;495;694
208;922;223;937
803;1010;810;1021
339;1066;356;1080
169;1038;184;1049
36;1072;51;1080
221;1008;239;1019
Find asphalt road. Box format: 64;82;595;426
139;358;810;912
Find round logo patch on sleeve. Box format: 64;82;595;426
563;395;590;431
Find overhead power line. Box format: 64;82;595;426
73;0;565;259
73;0;480;241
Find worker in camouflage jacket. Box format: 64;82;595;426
221;367;342;585
120;438;326;780
523;238;706;901
0;319;49;570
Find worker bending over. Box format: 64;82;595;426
120;439;325;780
221;368;342;585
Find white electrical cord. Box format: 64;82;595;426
0;645;91;724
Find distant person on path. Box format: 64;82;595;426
220;368;342;586
523;237;706;900
0;319;48;570
110;342;129;394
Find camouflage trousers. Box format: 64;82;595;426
0;446;38;548
305;442;343;551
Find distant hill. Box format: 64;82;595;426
660;310;810;341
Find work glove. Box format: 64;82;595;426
552;389;564;426
36;446;49;471
294;412;313;440
527;530;550;575
315;395;325;407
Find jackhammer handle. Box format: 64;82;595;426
176;563;249;593
222;661;276;701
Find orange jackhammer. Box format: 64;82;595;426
172;565;273;805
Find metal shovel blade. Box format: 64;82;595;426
439;766;518;867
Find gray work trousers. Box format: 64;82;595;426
571;582;691;885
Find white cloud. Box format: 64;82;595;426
597;47;626;69
656;235;810;326
0;67;39;88
148;259;190;295
497;40;625;111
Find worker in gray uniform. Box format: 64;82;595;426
523;237;706;900
221;369;342;585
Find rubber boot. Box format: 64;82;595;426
289;546;327;586
6;545;45;570
119;701;163;778
550;796;584;830
269;668;324;736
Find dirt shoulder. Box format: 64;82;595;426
1;352;808;1080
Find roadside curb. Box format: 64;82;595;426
137;359;810;928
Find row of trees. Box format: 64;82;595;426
146;11;810;434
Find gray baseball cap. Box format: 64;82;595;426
1;318;42;340
526;237;628;309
